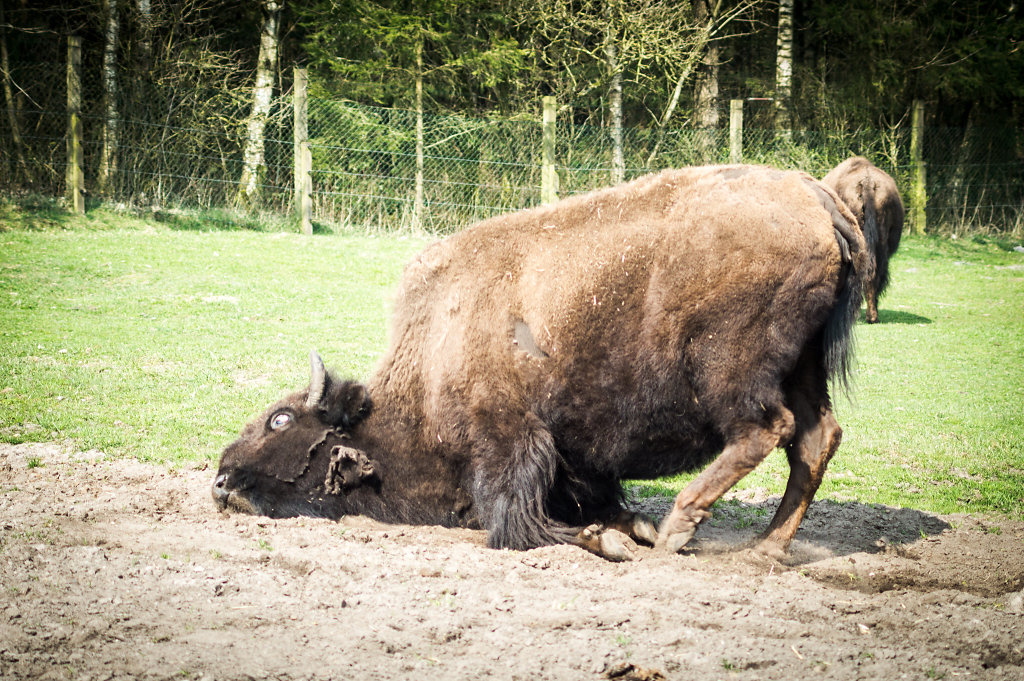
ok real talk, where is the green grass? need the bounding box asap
[1,201,1023,519]
[0,200,429,464]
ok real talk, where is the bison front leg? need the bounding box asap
[471,411,579,548]
[574,524,638,562]
[606,509,659,546]
[471,411,648,561]
[656,410,796,553]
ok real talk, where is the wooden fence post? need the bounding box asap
[729,99,743,164]
[910,99,927,234]
[293,67,312,235]
[541,96,558,204]
[414,41,424,231]
[66,35,85,215]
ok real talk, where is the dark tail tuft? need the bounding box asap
[810,177,868,394]
[823,261,861,394]
[824,222,866,395]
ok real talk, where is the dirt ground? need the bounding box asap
[2,442,1022,681]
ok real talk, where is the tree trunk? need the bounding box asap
[136,0,153,72]
[99,0,122,195]
[0,3,33,185]
[693,0,720,161]
[237,0,282,210]
[774,0,794,136]
[604,3,624,185]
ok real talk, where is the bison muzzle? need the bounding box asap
[213,165,867,561]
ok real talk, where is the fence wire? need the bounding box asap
[2,54,1021,235]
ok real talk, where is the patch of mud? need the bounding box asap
[2,442,1023,680]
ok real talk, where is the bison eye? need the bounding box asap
[269,412,292,430]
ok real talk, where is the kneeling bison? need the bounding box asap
[213,165,867,560]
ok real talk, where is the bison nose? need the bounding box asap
[212,473,230,507]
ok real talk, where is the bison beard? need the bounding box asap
[213,165,868,561]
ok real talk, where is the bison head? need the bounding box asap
[212,351,376,518]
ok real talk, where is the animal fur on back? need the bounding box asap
[824,156,904,323]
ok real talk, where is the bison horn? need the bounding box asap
[306,350,327,409]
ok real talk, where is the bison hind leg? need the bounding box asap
[757,362,842,555]
[656,407,796,553]
[864,276,880,323]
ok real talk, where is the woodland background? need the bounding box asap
[1,0,1021,234]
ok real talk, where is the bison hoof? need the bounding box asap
[752,537,789,561]
[606,511,658,546]
[600,529,638,562]
[630,515,659,546]
[655,507,711,553]
[659,527,698,554]
[578,524,638,562]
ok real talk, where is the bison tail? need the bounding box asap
[823,263,860,394]
[824,210,868,395]
[861,178,892,300]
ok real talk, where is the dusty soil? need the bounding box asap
[2,442,1023,681]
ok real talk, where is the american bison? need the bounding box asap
[823,156,904,323]
[213,165,867,560]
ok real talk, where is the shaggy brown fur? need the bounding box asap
[214,165,868,560]
[824,156,905,323]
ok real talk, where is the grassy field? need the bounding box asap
[2,201,1022,519]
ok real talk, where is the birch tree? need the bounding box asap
[136,0,153,72]
[237,0,282,210]
[693,0,719,159]
[518,0,713,172]
[98,0,121,195]
[774,0,793,135]
[604,0,624,184]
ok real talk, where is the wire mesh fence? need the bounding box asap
[2,50,1021,235]
[307,100,546,231]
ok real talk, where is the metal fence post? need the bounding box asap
[293,67,312,235]
[910,100,927,234]
[541,96,558,204]
[729,99,743,164]
[66,35,85,215]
